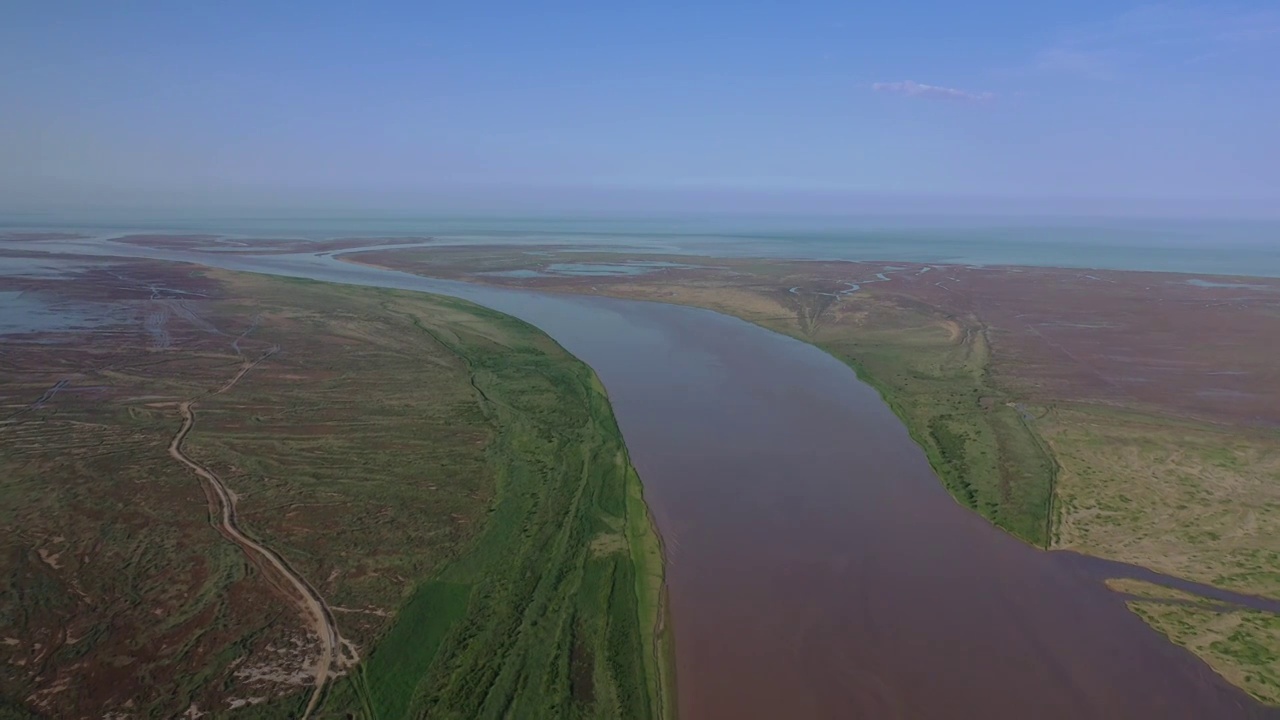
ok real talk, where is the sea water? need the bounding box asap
[3,213,1278,277]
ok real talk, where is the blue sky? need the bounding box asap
[2,1,1278,215]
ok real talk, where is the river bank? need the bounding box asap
[344,244,1280,708]
[4,235,1278,716]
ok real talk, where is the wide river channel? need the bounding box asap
[9,239,1279,719]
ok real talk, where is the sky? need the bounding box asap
[2,1,1279,217]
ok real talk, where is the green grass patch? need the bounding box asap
[807,325,1055,547]
[1131,603,1280,706]
[350,581,472,720]
[314,292,672,719]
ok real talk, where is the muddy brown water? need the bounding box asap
[7,239,1278,719]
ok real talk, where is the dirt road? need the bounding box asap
[168,341,343,719]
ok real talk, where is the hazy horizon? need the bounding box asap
[5,190,1280,223]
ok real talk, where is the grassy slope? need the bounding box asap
[304,285,674,719]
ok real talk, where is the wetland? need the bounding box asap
[4,233,1280,717]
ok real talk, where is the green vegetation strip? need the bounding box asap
[319,290,674,719]
[750,297,1057,547]
[1131,603,1280,706]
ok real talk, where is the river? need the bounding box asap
[4,238,1276,718]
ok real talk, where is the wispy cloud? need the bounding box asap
[871,80,995,102]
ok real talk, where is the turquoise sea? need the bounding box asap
[3,213,1279,277]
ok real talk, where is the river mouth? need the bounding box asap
[4,238,1277,718]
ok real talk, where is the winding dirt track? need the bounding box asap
[167,342,342,719]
